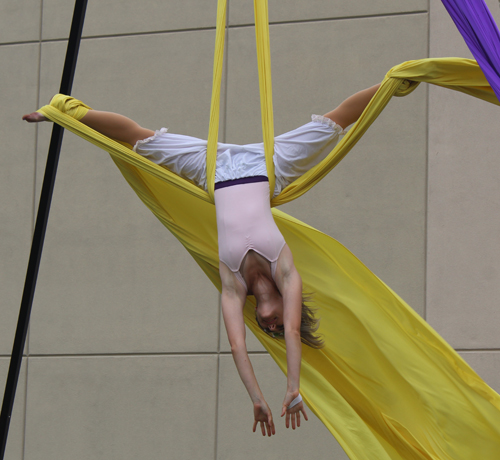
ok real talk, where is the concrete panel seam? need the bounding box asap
[0,27,217,47]
[26,351,269,358]
[0,355,29,359]
[20,358,30,460]
[19,8,44,458]
[231,10,429,29]
[42,27,220,43]
[0,41,48,48]
[424,9,430,322]
[456,348,500,353]
[217,293,222,353]
[214,354,220,460]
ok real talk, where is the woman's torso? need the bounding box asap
[214,180,286,291]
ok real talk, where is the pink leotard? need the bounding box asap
[214,179,286,291]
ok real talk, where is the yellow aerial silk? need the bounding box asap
[38,1,500,458]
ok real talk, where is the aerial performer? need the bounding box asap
[18,2,500,457]
[23,83,380,437]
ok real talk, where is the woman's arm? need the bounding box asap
[323,83,381,130]
[219,262,276,436]
[275,246,309,429]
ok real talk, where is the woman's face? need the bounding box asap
[255,297,284,332]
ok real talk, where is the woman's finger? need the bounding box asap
[297,411,301,428]
[260,421,266,436]
[291,412,296,430]
[253,420,258,432]
[300,404,309,421]
[267,414,275,436]
[285,410,290,428]
[267,414,276,436]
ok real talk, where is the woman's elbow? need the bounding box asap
[230,339,247,355]
[285,329,301,341]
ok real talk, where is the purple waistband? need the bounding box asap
[214,176,268,190]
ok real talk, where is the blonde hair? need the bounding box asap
[256,294,324,349]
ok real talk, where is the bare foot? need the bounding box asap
[22,112,48,123]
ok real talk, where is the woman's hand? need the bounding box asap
[281,391,308,429]
[253,400,276,436]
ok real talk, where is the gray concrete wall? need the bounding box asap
[0,1,498,459]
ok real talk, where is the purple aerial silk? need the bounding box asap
[441,0,500,100]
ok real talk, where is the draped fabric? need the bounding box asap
[37,1,500,458]
[441,0,500,100]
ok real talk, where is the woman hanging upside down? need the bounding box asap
[23,83,380,437]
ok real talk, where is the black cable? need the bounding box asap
[0,1,88,457]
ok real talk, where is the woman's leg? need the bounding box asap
[323,84,380,129]
[78,110,154,146]
[272,83,381,194]
[23,109,154,146]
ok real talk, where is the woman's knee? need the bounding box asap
[128,127,155,146]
